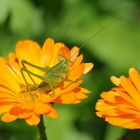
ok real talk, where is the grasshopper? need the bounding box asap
[20,54,70,97]
[20,21,114,97]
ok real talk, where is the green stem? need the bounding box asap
[38,115,48,140]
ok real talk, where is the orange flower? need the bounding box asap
[96,68,140,129]
[0,38,93,125]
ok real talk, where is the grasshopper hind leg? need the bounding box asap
[20,67,35,100]
[21,60,50,72]
[21,65,56,96]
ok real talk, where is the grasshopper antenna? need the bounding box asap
[60,20,116,62]
[79,20,116,49]
[58,20,71,61]
[68,20,116,61]
[61,20,71,42]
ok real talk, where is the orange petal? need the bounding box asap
[129,68,140,93]
[68,64,85,80]
[16,40,41,65]
[34,102,52,114]
[70,55,83,70]
[50,43,64,67]
[79,87,90,94]
[73,100,81,104]
[25,113,40,125]
[55,80,83,96]
[7,61,22,79]
[70,46,79,61]
[101,91,119,103]
[58,93,76,104]
[111,76,120,86]
[16,40,43,84]
[96,99,116,113]
[54,87,88,104]
[22,102,34,110]
[106,117,138,129]
[41,38,55,67]
[83,63,94,74]
[46,108,58,119]
[10,103,33,117]
[114,88,139,108]
[120,76,140,106]
[59,45,71,60]
[1,112,17,122]
[0,57,7,63]
[76,92,88,99]
[8,52,17,62]
[117,104,140,116]
[0,104,14,114]
[0,86,19,100]
[10,106,27,118]
[0,62,21,93]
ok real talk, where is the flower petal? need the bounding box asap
[41,38,55,67]
[25,113,40,125]
[84,63,94,74]
[120,76,140,106]
[1,112,17,122]
[16,40,41,65]
[34,102,52,114]
[70,46,79,61]
[129,68,140,93]
[0,104,14,114]
[46,108,58,119]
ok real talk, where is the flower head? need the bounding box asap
[0,38,93,125]
[96,68,140,129]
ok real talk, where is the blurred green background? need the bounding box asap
[0,0,140,140]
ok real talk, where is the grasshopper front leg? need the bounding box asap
[20,67,35,100]
[21,60,50,72]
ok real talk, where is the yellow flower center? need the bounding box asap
[19,83,45,102]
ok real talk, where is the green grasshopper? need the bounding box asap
[20,21,114,98]
[20,55,70,97]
